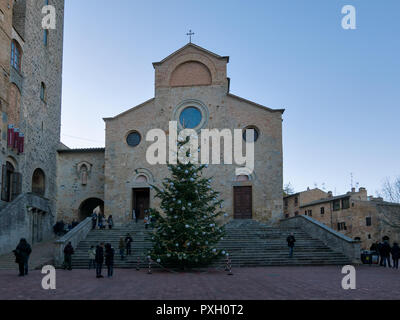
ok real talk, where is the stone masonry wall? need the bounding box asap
[56,150,105,222]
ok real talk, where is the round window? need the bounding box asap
[179,107,202,129]
[126,131,141,147]
[243,127,259,142]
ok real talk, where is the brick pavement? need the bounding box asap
[0,265,399,300]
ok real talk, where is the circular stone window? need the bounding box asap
[179,107,202,129]
[126,131,141,147]
[173,99,209,132]
[243,126,259,142]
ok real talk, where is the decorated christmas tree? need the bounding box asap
[148,140,227,268]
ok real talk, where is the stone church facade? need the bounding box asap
[56,43,285,226]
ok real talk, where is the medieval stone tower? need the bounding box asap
[0,0,64,254]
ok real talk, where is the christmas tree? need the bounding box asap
[148,140,227,268]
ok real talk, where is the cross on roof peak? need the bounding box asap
[186,30,195,43]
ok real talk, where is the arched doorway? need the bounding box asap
[78,198,104,221]
[32,168,46,196]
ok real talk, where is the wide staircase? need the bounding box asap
[71,220,351,269]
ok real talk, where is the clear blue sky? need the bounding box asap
[61,0,400,196]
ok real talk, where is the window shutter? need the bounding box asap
[1,165,8,201]
[11,172,22,201]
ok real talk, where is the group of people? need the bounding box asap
[88,243,115,278]
[86,233,135,278]
[370,240,400,269]
[91,212,113,230]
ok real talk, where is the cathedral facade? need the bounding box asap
[56,43,285,226]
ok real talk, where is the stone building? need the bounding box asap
[283,188,328,218]
[56,43,285,226]
[0,0,64,255]
[288,187,400,249]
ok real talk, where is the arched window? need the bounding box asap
[11,40,22,72]
[32,168,46,196]
[40,82,46,101]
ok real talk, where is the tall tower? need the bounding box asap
[0,0,64,254]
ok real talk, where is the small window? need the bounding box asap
[333,200,341,211]
[366,217,372,226]
[307,210,312,217]
[11,40,22,72]
[337,222,347,231]
[320,207,325,215]
[342,198,350,210]
[126,131,141,147]
[284,199,288,207]
[243,126,259,142]
[285,214,289,219]
[44,29,49,46]
[40,82,46,101]
[368,234,371,239]
[294,197,298,206]
[294,211,298,216]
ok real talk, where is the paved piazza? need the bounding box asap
[0,265,399,300]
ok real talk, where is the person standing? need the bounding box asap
[95,243,105,278]
[391,242,400,269]
[13,238,32,277]
[125,233,133,256]
[88,245,96,269]
[105,243,115,278]
[381,240,392,268]
[133,209,138,223]
[119,237,126,260]
[91,212,98,230]
[63,242,74,270]
[286,233,296,258]
[378,241,384,266]
[144,215,149,229]
[107,215,114,230]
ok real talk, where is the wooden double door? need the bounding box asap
[233,186,253,219]
[132,188,150,220]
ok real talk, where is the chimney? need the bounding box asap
[351,187,356,193]
[328,191,333,198]
[358,187,368,201]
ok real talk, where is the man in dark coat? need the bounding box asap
[287,233,296,258]
[91,212,97,230]
[391,243,400,269]
[105,243,115,278]
[378,242,384,266]
[13,238,32,276]
[125,233,133,256]
[63,242,74,270]
[95,243,105,278]
[381,240,392,268]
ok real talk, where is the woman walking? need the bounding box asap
[105,243,115,278]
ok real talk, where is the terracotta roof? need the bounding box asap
[300,194,351,208]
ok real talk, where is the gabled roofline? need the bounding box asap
[103,98,155,121]
[227,93,285,114]
[152,43,229,68]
